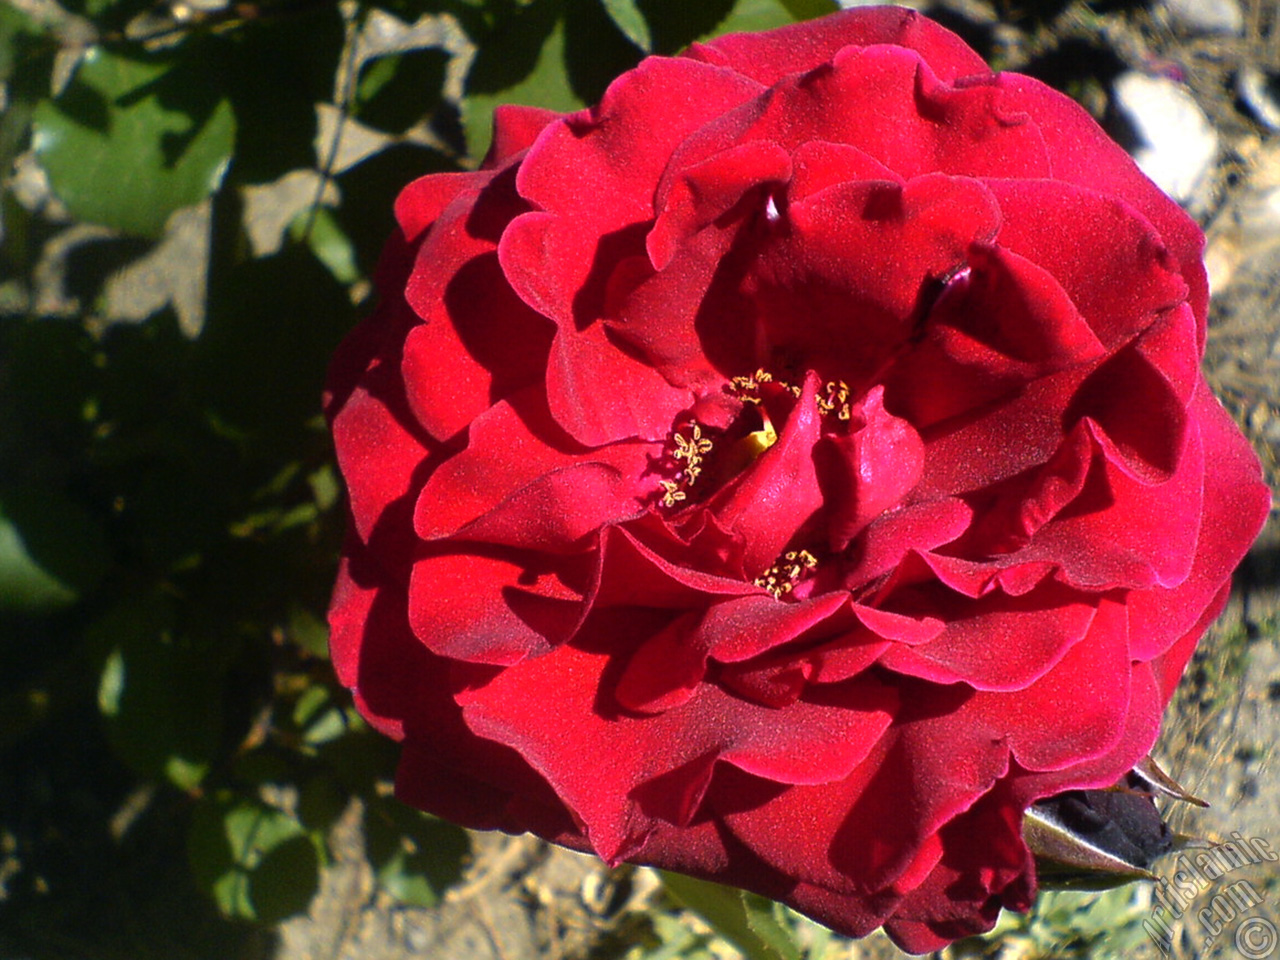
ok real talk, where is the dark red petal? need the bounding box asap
[844,497,973,592]
[614,611,709,714]
[881,785,1032,952]
[712,682,1010,898]
[876,584,1097,692]
[707,372,826,576]
[684,6,990,86]
[755,174,1000,382]
[394,170,487,243]
[807,633,892,684]
[414,390,652,550]
[974,594,1131,772]
[500,57,762,346]
[788,139,900,203]
[614,578,849,715]
[606,219,738,395]
[997,72,1209,342]
[456,642,896,864]
[852,603,944,644]
[702,591,852,663]
[1127,382,1270,659]
[544,313,696,446]
[591,524,755,609]
[461,462,651,552]
[648,139,792,271]
[396,735,581,842]
[785,44,1048,180]
[401,168,554,440]
[914,363,1092,499]
[407,551,582,665]
[1066,341,1190,484]
[983,179,1188,350]
[1010,414,1202,591]
[667,43,1045,187]
[328,546,410,737]
[818,386,926,552]
[331,369,438,548]
[887,245,1107,428]
[483,104,562,169]
[1148,588,1221,703]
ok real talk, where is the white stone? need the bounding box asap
[1164,0,1244,35]
[1112,71,1218,205]
[1239,64,1280,131]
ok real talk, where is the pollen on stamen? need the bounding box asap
[656,422,714,508]
[764,195,781,223]
[728,368,774,404]
[754,549,819,598]
[817,380,852,421]
[671,423,714,483]
[658,479,686,508]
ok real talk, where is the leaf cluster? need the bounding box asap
[0,0,835,955]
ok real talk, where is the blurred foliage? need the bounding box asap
[0,0,837,955]
[949,887,1155,959]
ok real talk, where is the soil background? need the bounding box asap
[273,2,1280,958]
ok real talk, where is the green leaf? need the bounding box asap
[91,598,224,791]
[775,0,838,20]
[189,792,319,922]
[696,0,806,41]
[0,3,40,83]
[32,47,235,238]
[660,871,802,960]
[291,206,361,286]
[463,0,585,159]
[633,0,809,54]
[599,0,652,51]
[288,604,331,660]
[248,834,321,924]
[0,486,109,613]
[742,893,805,960]
[356,47,450,134]
[365,801,470,908]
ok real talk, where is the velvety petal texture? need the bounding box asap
[325,7,1269,952]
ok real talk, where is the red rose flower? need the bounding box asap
[325,7,1269,950]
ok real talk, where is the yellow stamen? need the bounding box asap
[754,549,819,598]
[817,380,852,421]
[658,423,715,507]
[658,479,686,508]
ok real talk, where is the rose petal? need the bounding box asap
[1127,383,1271,658]
[500,56,763,346]
[684,6,990,86]
[876,582,1097,691]
[984,179,1189,350]
[402,168,554,440]
[973,594,1131,772]
[844,497,974,592]
[591,523,755,609]
[648,139,793,271]
[406,550,584,666]
[483,104,562,169]
[997,72,1209,339]
[818,386,926,551]
[457,640,897,863]
[707,372,826,576]
[886,245,1107,428]
[414,389,652,549]
[712,681,1010,897]
[752,174,1000,384]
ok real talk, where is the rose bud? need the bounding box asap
[324,6,1270,951]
